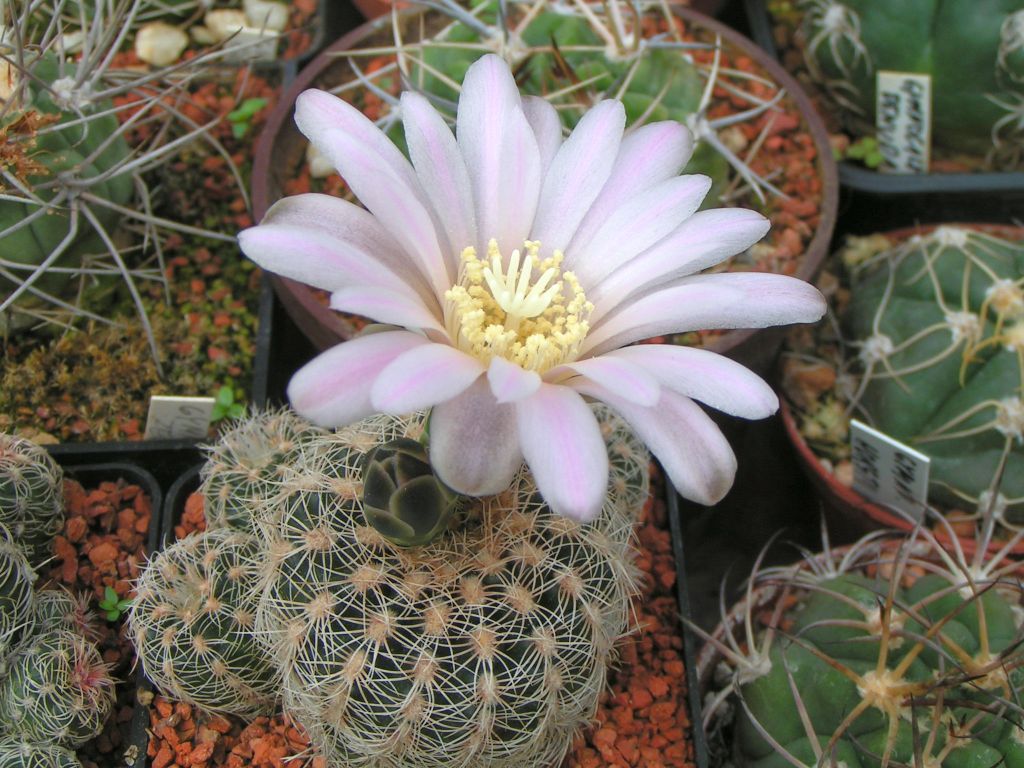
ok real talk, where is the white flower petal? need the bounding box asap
[577,383,736,506]
[566,174,712,286]
[521,95,563,178]
[588,208,771,308]
[401,91,477,276]
[605,345,778,418]
[287,331,428,426]
[457,55,542,256]
[240,223,436,312]
[294,89,450,296]
[529,100,624,255]
[516,385,609,521]
[550,355,660,407]
[371,343,483,413]
[487,356,542,403]
[430,376,523,496]
[329,287,446,334]
[583,272,827,357]
[570,121,694,252]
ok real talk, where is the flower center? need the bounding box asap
[444,239,593,373]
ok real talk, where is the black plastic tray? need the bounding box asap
[742,0,1024,230]
[54,461,162,768]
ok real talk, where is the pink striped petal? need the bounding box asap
[294,90,449,295]
[529,100,624,255]
[577,384,736,505]
[429,377,523,496]
[566,175,712,285]
[371,343,483,413]
[487,356,541,403]
[604,345,778,418]
[588,208,770,309]
[457,55,541,257]
[549,356,660,407]
[401,91,477,275]
[521,95,563,178]
[516,385,609,521]
[240,224,435,313]
[583,272,826,357]
[329,287,445,334]
[570,121,694,251]
[287,331,428,426]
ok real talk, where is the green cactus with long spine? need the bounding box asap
[706,526,1024,768]
[0,527,36,664]
[791,0,1024,165]
[840,226,1024,521]
[127,527,279,717]
[0,627,114,747]
[0,739,83,768]
[0,435,64,566]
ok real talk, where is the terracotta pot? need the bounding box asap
[251,4,839,372]
[779,222,1024,555]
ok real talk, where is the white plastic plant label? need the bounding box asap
[144,396,216,440]
[875,71,931,173]
[849,419,931,519]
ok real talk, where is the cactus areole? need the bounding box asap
[843,226,1024,520]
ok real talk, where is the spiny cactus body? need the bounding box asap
[0,435,64,565]
[0,529,36,663]
[253,409,647,768]
[199,408,325,533]
[0,738,83,768]
[842,226,1024,520]
[128,527,278,717]
[795,0,1024,165]
[0,628,114,747]
[727,545,1024,768]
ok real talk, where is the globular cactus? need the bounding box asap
[793,0,1024,165]
[128,527,278,717]
[31,588,98,642]
[0,527,37,663]
[703,523,1024,768]
[0,738,83,768]
[199,408,325,533]
[0,627,114,747]
[328,0,789,203]
[841,226,1024,522]
[253,408,646,768]
[0,435,64,566]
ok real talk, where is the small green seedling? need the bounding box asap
[98,586,131,622]
[839,135,884,168]
[211,385,245,423]
[227,97,268,139]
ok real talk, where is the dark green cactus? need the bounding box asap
[360,437,461,547]
[0,435,64,566]
[0,527,36,664]
[731,558,1024,768]
[0,738,83,768]
[841,226,1024,520]
[0,627,114,747]
[793,0,1024,163]
[0,53,135,330]
[128,528,278,717]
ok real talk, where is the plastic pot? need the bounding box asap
[251,2,838,377]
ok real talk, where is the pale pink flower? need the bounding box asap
[240,54,825,521]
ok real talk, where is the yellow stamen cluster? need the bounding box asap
[444,239,593,373]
